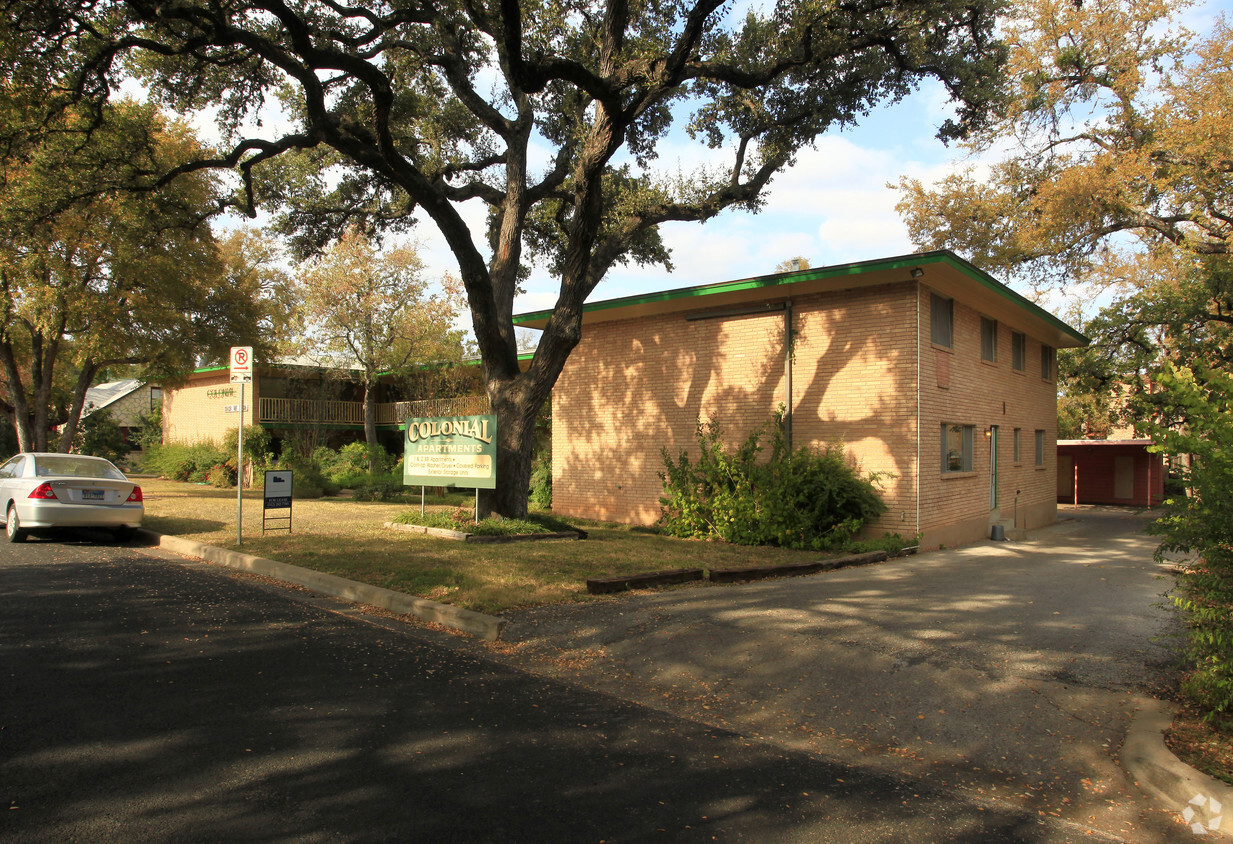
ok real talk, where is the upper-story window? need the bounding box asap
[1041,345,1055,380]
[980,317,997,363]
[930,294,953,348]
[1012,332,1026,371]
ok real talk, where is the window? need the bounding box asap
[941,423,974,473]
[1013,428,1021,463]
[1035,429,1046,467]
[1012,332,1025,371]
[1041,345,1054,380]
[980,317,997,362]
[150,385,163,411]
[931,294,953,348]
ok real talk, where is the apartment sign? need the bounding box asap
[403,414,497,489]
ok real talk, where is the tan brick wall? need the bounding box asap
[551,282,920,530]
[917,285,1058,548]
[163,371,256,445]
[551,278,1062,550]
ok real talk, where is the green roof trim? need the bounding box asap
[513,249,1088,346]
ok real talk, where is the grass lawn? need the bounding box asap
[139,478,833,615]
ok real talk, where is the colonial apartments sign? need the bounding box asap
[402,414,498,489]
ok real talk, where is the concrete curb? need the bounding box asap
[140,530,507,641]
[1122,697,1232,836]
[587,568,706,594]
[708,550,889,583]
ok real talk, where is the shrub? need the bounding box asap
[529,448,552,510]
[144,441,230,483]
[75,408,127,466]
[222,424,271,470]
[352,474,410,501]
[1145,364,1233,727]
[271,455,338,499]
[315,441,398,487]
[658,413,887,551]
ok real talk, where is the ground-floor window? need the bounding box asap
[1035,429,1046,466]
[942,423,974,473]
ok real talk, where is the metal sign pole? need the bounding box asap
[237,381,244,546]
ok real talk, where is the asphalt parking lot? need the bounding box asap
[493,506,1191,840]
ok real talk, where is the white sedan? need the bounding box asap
[1,452,144,543]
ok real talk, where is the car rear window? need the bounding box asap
[33,455,126,480]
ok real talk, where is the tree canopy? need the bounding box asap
[295,228,465,466]
[11,0,1008,514]
[897,0,1233,291]
[0,91,289,451]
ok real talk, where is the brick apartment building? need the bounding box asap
[516,250,1088,550]
[161,359,489,454]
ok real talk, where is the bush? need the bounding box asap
[222,424,271,470]
[75,408,128,466]
[315,441,398,488]
[658,413,887,551]
[529,448,552,510]
[271,455,338,499]
[352,474,410,501]
[1145,364,1233,727]
[144,441,231,483]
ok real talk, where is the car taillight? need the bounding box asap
[28,482,57,500]
[126,486,143,503]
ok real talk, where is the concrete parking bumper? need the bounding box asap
[141,529,507,641]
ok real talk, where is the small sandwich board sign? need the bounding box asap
[263,470,292,534]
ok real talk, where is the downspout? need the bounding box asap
[784,299,793,451]
[915,285,921,539]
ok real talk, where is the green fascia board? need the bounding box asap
[513,249,1088,346]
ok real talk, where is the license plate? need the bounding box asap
[81,489,105,501]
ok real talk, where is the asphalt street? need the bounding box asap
[1,533,1137,843]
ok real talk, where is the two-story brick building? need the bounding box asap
[515,250,1087,550]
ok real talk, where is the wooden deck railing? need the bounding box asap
[258,395,490,427]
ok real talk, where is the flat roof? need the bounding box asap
[514,250,1088,349]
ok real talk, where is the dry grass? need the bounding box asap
[140,478,827,614]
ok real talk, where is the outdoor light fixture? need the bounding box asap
[910,267,925,278]
[985,427,992,438]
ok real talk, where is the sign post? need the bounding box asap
[230,346,254,546]
[263,470,293,534]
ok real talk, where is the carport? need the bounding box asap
[1056,438,1165,507]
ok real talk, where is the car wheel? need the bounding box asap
[6,506,27,543]
[112,526,133,544]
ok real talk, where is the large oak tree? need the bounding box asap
[11,0,1006,515]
